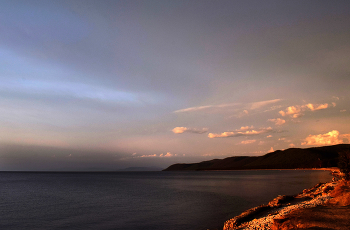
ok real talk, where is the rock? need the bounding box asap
[223,205,270,230]
[223,180,338,230]
[322,185,334,194]
[268,195,294,207]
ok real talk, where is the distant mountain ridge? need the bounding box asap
[163,144,350,171]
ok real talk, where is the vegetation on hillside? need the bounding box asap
[338,150,350,180]
[163,144,350,171]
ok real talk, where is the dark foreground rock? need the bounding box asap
[271,179,350,230]
[271,206,350,230]
[223,179,339,230]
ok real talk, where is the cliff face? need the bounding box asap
[163,144,350,171]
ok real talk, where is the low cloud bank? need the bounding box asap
[137,152,176,158]
[0,144,129,171]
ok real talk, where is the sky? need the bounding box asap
[1,0,350,171]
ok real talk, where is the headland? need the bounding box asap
[223,169,350,230]
[163,144,350,171]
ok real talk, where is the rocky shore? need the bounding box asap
[223,170,349,230]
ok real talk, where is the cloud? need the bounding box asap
[342,134,350,141]
[268,147,274,153]
[279,105,302,118]
[140,154,157,158]
[173,103,238,113]
[208,127,272,138]
[263,105,284,113]
[173,99,281,114]
[340,109,346,112]
[173,105,214,113]
[250,99,281,110]
[239,126,254,131]
[305,103,328,111]
[134,152,176,158]
[266,135,272,138]
[301,130,350,146]
[160,152,174,157]
[268,118,286,126]
[236,99,281,118]
[172,127,187,133]
[240,140,256,144]
[208,132,235,138]
[289,143,295,148]
[279,102,331,118]
[172,127,208,134]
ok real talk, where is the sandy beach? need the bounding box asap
[223,169,350,230]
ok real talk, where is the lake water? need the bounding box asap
[0,170,332,230]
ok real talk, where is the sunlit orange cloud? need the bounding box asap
[172,127,187,134]
[342,134,350,139]
[268,118,286,125]
[305,103,328,111]
[208,132,234,138]
[279,102,330,118]
[301,130,350,146]
[240,140,256,144]
[208,127,272,138]
[172,127,208,134]
[239,125,254,130]
[159,152,174,157]
[279,106,301,118]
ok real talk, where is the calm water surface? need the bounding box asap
[0,170,332,230]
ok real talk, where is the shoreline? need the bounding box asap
[223,169,341,230]
[203,167,338,172]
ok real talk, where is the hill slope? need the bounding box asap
[163,144,350,171]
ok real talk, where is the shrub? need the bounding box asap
[338,150,350,180]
